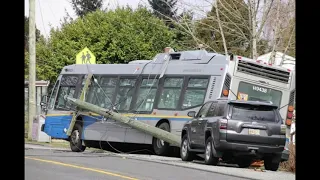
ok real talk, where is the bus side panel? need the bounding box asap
[137,116,191,145]
[43,115,72,139]
[170,117,191,135]
[82,115,126,142]
[82,115,98,139]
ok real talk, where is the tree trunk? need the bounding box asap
[269,0,281,64]
[215,0,228,57]
[250,0,258,59]
[280,25,295,65]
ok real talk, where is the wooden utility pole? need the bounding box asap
[28,0,36,141]
[66,74,93,136]
[65,96,181,147]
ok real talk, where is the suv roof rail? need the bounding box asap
[216,97,229,100]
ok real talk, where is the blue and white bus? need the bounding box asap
[41,50,232,155]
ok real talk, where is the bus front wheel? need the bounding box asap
[152,122,170,156]
[70,124,86,152]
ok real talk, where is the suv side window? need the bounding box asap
[207,102,226,117]
[216,103,226,116]
[207,102,218,117]
[196,102,212,118]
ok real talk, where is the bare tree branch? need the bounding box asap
[213,7,250,41]
[256,0,274,41]
[269,0,281,64]
[215,0,228,56]
[280,25,295,65]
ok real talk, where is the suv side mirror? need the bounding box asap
[187,111,196,117]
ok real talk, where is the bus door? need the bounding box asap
[42,75,83,139]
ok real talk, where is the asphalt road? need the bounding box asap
[25,148,249,180]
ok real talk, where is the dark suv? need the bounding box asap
[180,98,286,171]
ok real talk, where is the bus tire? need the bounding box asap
[70,124,86,152]
[152,122,170,156]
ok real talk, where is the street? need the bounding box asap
[25,144,295,180]
[25,148,244,180]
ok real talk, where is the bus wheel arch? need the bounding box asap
[70,117,86,152]
[152,119,170,156]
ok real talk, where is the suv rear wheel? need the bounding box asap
[204,137,219,165]
[236,157,252,168]
[180,134,194,161]
[264,156,280,171]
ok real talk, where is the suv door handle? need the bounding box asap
[198,121,202,125]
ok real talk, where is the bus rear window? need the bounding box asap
[237,82,282,107]
[230,104,278,122]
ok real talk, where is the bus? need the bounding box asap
[40,50,232,156]
[226,55,295,161]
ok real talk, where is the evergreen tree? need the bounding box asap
[71,0,103,17]
[195,0,268,57]
[148,0,177,26]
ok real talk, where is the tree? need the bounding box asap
[264,0,295,62]
[173,10,198,50]
[32,6,177,84]
[148,0,178,26]
[71,0,103,17]
[194,0,254,56]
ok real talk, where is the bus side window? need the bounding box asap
[90,76,118,109]
[158,77,184,109]
[115,78,137,111]
[181,78,209,109]
[135,78,159,112]
[47,80,60,110]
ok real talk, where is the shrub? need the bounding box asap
[280,143,296,173]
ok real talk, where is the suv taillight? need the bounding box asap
[285,106,294,126]
[219,119,228,129]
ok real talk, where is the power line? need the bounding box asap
[38,0,48,38]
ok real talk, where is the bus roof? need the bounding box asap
[60,50,231,76]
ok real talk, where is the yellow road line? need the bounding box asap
[25,156,139,180]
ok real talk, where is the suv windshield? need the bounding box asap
[230,103,278,122]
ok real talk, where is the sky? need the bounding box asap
[24,0,212,38]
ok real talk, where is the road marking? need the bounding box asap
[25,156,139,180]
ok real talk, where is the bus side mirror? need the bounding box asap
[40,95,49,111]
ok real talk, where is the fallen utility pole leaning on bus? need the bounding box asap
[64,73,181,147]
[65,96,181,147]
[66,74,93,136]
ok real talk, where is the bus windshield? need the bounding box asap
[236,81,282,107]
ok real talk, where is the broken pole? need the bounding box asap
[66,74,93,136]
[65,96,181,147]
